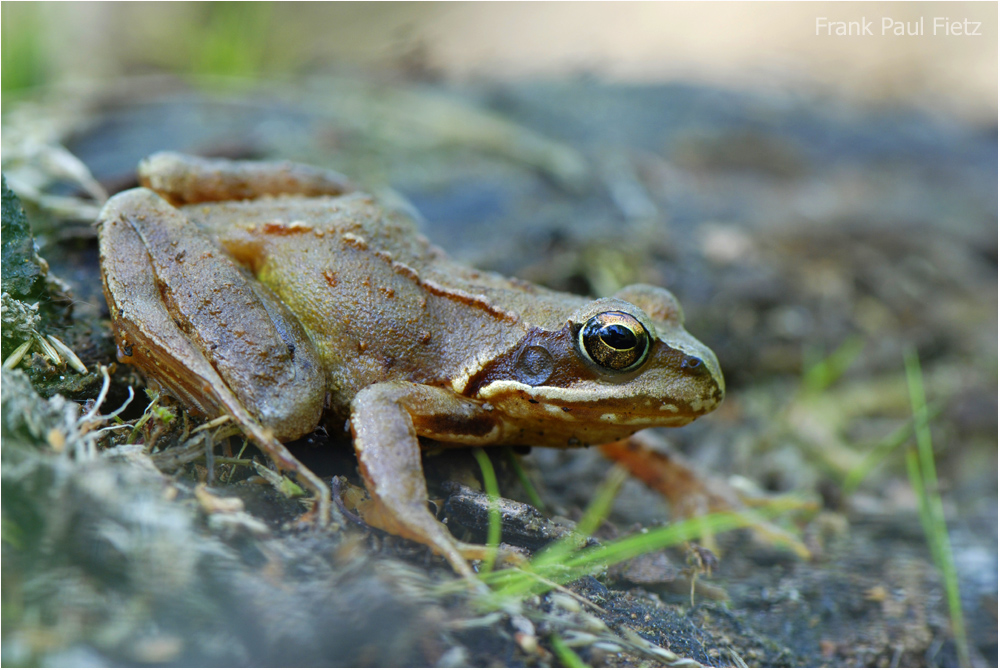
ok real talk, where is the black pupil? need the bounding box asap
[599,324,637,350]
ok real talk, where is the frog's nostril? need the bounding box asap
[680,355,703,372]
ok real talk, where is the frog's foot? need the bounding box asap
[348,491,522,576]
[352,485,479,581]
[600,433,812,559]
[349,381,507,582]
[139,152,356,205]
[338,477,525,570]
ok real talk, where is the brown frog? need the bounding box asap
[98,152,724,578]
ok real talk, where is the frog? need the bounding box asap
[98,152,724,579]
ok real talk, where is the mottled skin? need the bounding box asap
[98,153,724,578]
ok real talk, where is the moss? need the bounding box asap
[1,175,49,301]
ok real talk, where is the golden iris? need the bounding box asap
[578,311,650,371]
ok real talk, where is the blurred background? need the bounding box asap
[3,1,996,120]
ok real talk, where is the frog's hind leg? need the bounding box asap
[98,188,337,527]
[138,152,356,205]
[600,433,811,559]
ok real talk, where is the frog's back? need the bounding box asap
[185,194,587,412]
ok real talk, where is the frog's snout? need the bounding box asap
[666,342,725,418]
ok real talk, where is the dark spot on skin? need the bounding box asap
[121,342,133,357]
[286,343,296,358]
[174,250,186,263]
[528,398,539,404]
[562,407,571,412]
[420,411,496,438]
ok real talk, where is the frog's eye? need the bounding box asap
[578,311,650,372]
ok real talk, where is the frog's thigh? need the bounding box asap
[100,200,236,416]
[139,152,355,205]
[100,188,325,441]
[100,193,335,525]
[350,382,502,578]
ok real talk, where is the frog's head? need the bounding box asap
[465,284,724,447]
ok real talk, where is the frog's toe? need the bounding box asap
[338,486,489,582]
[454,541,530,570]
[139,152,356,205]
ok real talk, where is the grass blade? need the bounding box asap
[504,447,547,512]
[472,448,502,575]
[842,403,941,495]
[550,634,589,668]
[903,348,969,666]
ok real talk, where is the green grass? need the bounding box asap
[504,447,547,512]
[480,504,796,603]
[2,3,49,94]
[842,402,942,495]
[1,2,283,97]
[570,464,629,538]
[832,345,969,665]
[474,506,793,606]
[549,633,589,668]
[472,448,502,574]
[801,335,864,394]
[903,349,969,666]
[186,2,276,83]
[469,445,798,607]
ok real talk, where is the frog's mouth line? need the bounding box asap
[492,410,697,450]
[476,379,722,426]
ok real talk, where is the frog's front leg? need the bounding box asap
[350,381,505,579]
[139,151,356,205]
[99,188,335,525]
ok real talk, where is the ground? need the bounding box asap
[2,76,996,667]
